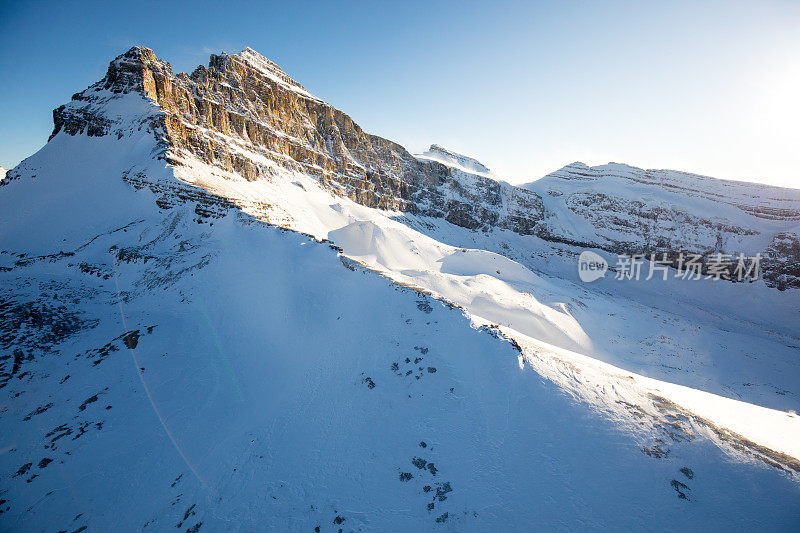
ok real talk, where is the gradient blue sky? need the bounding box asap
[1,0,798,187]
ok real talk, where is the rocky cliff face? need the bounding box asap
[51,46,544,236]
[48,46,800,288]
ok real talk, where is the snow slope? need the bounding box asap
[2,132,800,531]
[1,46,800,530]
[169,151,800,464]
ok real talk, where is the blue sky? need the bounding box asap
[1,0,798,186]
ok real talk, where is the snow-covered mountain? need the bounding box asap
[416,145,494,177]
[0,167,7,182]
[523,162,800,290]
[1,46,799,530]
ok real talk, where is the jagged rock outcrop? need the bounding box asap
[762,232,800,290]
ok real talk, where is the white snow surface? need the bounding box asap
[170,151,800,462]
[1,81,800,530]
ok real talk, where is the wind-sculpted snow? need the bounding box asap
[1,46,800,530]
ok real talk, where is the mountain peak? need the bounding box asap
[111,45,164,70]
[417,144,492,175]
[225,46,316,99]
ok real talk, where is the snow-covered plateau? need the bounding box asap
[1,46,799,531]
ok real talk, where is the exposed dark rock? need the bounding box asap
[121,330,140,349]
[670,479,691,500]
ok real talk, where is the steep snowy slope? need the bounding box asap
[2,46,800,530]
[168,151,800,460]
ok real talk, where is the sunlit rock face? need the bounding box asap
[50,46,545,235]
[48,46,800,288]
